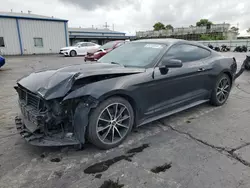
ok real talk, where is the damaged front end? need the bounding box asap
[14,63,145,146]
[14,85,98,146]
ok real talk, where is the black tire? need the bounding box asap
[210,74,231,106]
[70,50,77,57]
[245,61,250,70]
[87,97,134,149]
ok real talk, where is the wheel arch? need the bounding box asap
[221,70,233,85]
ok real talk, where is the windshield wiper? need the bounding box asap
[110,62,124,67]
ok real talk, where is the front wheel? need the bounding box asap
[87,97,134,149]
[70,50,77,57]
[210,74,231,106]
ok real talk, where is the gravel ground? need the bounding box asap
[0,53,250,188]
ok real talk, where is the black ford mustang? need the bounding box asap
[15,39,238,149]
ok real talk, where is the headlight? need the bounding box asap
[52,101,63,116]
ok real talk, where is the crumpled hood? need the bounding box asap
[17,63,145,100]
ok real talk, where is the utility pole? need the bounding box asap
[103,22,110,29]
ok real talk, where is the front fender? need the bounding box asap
[63,86,132,102]
[63,76,133,101]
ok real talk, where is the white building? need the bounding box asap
[136,23,238,41]
[0,12,68,55]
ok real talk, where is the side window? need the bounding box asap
[34,38,43,47]
[87,43,96,47]
[80,43,87,47]
[0,37,5,47]
[165,44,211,62]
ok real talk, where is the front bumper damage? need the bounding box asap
[14,86,98,146]
[15,116,80,146]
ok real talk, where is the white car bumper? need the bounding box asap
[60,50,72,56]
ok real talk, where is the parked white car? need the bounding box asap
[60,42,100,57]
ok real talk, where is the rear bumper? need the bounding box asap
[15,116,80,146]
[85,56,96,61]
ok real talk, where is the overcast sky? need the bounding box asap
[2,0,250,35]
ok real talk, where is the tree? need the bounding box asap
[230,26,239,35]
[153,22,165,31]
[196,19,213,27]
[246,28,250,33]
[165,24,174,31]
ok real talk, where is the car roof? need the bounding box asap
[132,38,183,45]
[133,38,201,45]
[132,38,212,50]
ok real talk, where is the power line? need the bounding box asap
[103,22,110,29]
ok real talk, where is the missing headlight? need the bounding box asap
[52,101,63,116]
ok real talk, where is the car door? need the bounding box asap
[150,43,211,116]
[87,43,99,52]
[77,43,88,55]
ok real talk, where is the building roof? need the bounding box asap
[0,12,68,22]
[69,27,126,34]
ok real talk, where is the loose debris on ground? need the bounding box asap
[50,157,61,163]
[99,179,124,188]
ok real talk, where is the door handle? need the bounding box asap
[198,68,205,72]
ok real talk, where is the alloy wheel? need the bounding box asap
[216,77,230,103]
[96,103,131,145]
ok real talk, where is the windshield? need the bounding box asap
[99,42,166,67]
[100,41,118,50]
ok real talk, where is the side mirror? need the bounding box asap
[160,58,183,68]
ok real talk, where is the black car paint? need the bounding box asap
[15,39,238,146]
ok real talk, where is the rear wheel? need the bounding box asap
[210,74,231,106]
[70,50,77,57]
[87,97,134,149]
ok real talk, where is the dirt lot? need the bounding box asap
[0,53,250,188]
